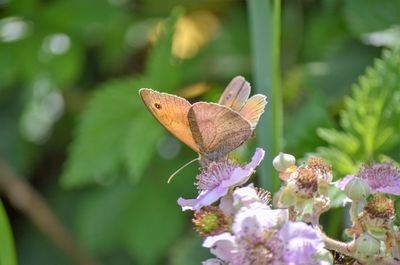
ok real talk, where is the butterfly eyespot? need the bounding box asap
[154,103,162,109]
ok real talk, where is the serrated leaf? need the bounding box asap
[123,114,164,181]
[317,48,400,178]
[317,128,359,155]
[61,11,182,188]
[317,147,356,177]
[61,79,149,188]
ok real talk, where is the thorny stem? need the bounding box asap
[0,159,99,265]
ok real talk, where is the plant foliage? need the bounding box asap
[61,12,181,188]
[318,47,400,177]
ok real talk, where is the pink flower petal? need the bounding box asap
[177,187,229,211]
[219,195,234,215]
[335,175,355,190]
[203,232,238,263]
[202,259,224,265]
[221,148,265,188]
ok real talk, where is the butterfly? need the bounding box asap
[139,76,267,166]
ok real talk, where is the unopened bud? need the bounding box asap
[355,233,380,259]
[344,178,370,201]
[313,249,333,265]
[273,152,296,172]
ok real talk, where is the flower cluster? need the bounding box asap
[202,186,325,265]
[174,146,400,265]
[335,162,400,261]
[177,149,327,265]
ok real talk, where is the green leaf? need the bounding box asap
[61,78,155,187]
[317,128,359,155]
[123,115,163,180]
[0,200,17,265]
[317,48,400,177]
[61,11,182,188]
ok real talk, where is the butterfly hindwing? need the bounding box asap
[188,102,252,162]
[218,76,251,111]
[239,94,267,130]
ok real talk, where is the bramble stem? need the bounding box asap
[317,228,399,265]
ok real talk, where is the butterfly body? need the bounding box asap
[139,76,267,165]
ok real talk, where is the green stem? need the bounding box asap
[272,0,283,161]
[247,0,283,191]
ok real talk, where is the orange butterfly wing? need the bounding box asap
[139,88,199,152]
[239,94,267,130]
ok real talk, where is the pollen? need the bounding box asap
[192,206,230,237]
[196,160,236,190]
[296,167,318,193]
[364,194,395,220]
[307,157,331,175]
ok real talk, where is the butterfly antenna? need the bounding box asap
[167,157,199,184]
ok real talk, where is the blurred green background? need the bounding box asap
[0,0,400,264]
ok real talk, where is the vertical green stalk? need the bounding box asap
[0,200,17,265]
[247,0,283,191]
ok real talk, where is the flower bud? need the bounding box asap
[344,177,370,201]
[313,249,333,265]
[273,152,296,172]
[355,233,380,259]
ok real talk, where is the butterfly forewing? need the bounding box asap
[218,76,251,111]
[139,88,199,152]
[188,102,252,162]
[239,94,267,130]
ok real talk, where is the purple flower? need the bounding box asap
[335,175,354,190]
[178,148,265,211]
[232,184,265,209]
[279,222,324,265]
[203,232,238,264]
[203,202,324,265]
[336,162,400,196]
